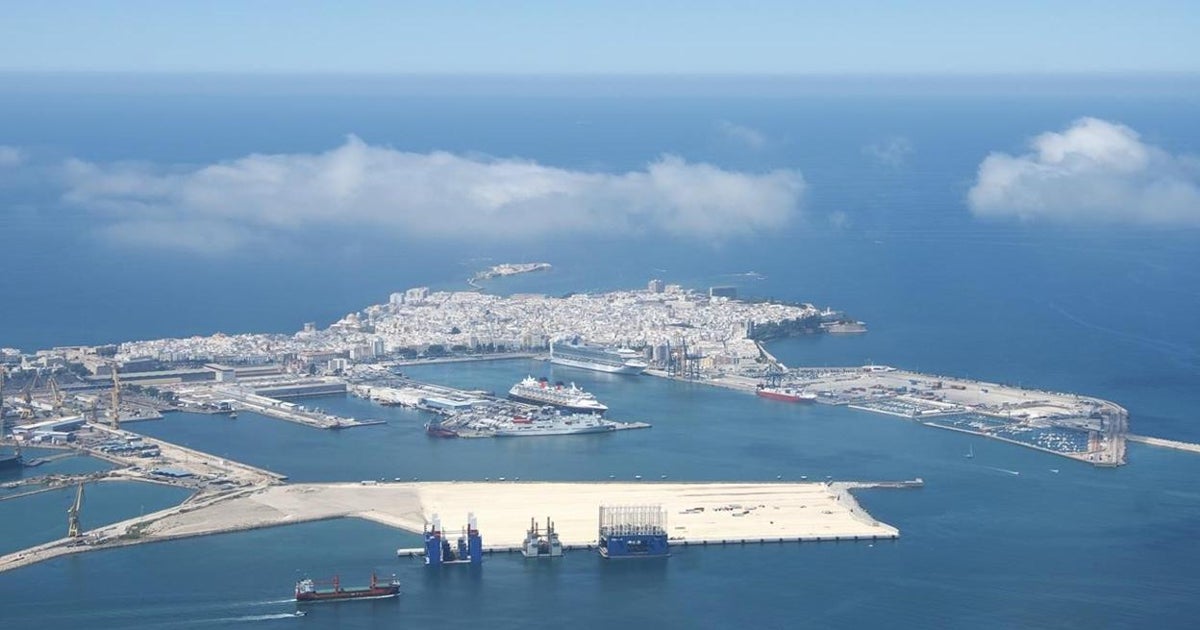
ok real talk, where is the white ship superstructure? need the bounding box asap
[507,376,608,415]
[549,341,648,375]
[493,409,616,437]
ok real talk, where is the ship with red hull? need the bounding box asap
[295,573,400,603]
[425,420,459,438]
[756,386,817,403]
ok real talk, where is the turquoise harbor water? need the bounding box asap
[2,77,1199,627]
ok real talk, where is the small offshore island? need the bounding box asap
[0,277,1157,573]
[467,262,551,288]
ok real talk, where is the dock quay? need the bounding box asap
[170,377,381,430]
[225,392,381,429]
[1127,434,1200,455]
[349,371,651,437]
[706,367,1127,466]
[0,480,907,574]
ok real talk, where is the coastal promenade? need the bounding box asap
[0,480,908,573]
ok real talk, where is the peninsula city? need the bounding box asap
[0,269,1145,573]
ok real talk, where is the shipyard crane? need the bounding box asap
[48,374,65,416]
[67,482,85,538]
[18,371,38,420]
[89,396,101,424]
[108,367,122,430]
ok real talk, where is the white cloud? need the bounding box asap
[0,145,25,168]
[59,136,805,252]
[863,136,913,167]
[717,121,767,150]
[968,118,1200,225]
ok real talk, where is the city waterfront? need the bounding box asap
[2,76,1199,628]
[1,358,1199,627]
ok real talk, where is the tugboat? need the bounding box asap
[294,572,400,602]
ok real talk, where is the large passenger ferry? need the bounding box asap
[507,376,608,415]
[549,341,647,375]
[494,410,616,437]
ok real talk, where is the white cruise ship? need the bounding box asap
[508,376,608,415]
[549,341,648,375]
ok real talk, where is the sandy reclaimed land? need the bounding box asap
[0,481,902,573]
[142,481,898,546]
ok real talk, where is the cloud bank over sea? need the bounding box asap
[54,136,805,252]
[968,117,1200,226]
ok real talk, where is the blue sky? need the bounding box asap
[2,0,1198,74]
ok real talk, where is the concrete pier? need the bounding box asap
[705,367,1128,466]
[1128,434,1200,455]
[0,480,909,573]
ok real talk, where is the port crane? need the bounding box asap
[48,374,65,416]
[108,367,122,430]
[18,371,39,420]
[67,482,85,538]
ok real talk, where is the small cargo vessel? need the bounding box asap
[0,452,22,470]
[755,386,817,403]
[294,572,400,603]
[424,420,458,438]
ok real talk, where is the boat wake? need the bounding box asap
[215,612,303,622]
[1048,302,1197,367]
[986,467,1021,476]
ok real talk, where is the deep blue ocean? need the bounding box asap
[1,76,1198,627]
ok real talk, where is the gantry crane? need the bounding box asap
[67,482,85,538]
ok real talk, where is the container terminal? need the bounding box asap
[704,364,1128,467]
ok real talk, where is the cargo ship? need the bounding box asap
[756,386,818,403]
[549,341,647,375]
[424,420,459,438]
[494,408,616,437]
[295,572,400,602]
[507,376,608,415]
[0,452,21,470]
[0,440,22,470]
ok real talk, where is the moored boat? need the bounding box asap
[507,376,608,415]
[756,386,817,403]
[549,341,647,375]
[425,420,459,438]
[493,408,616,437]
